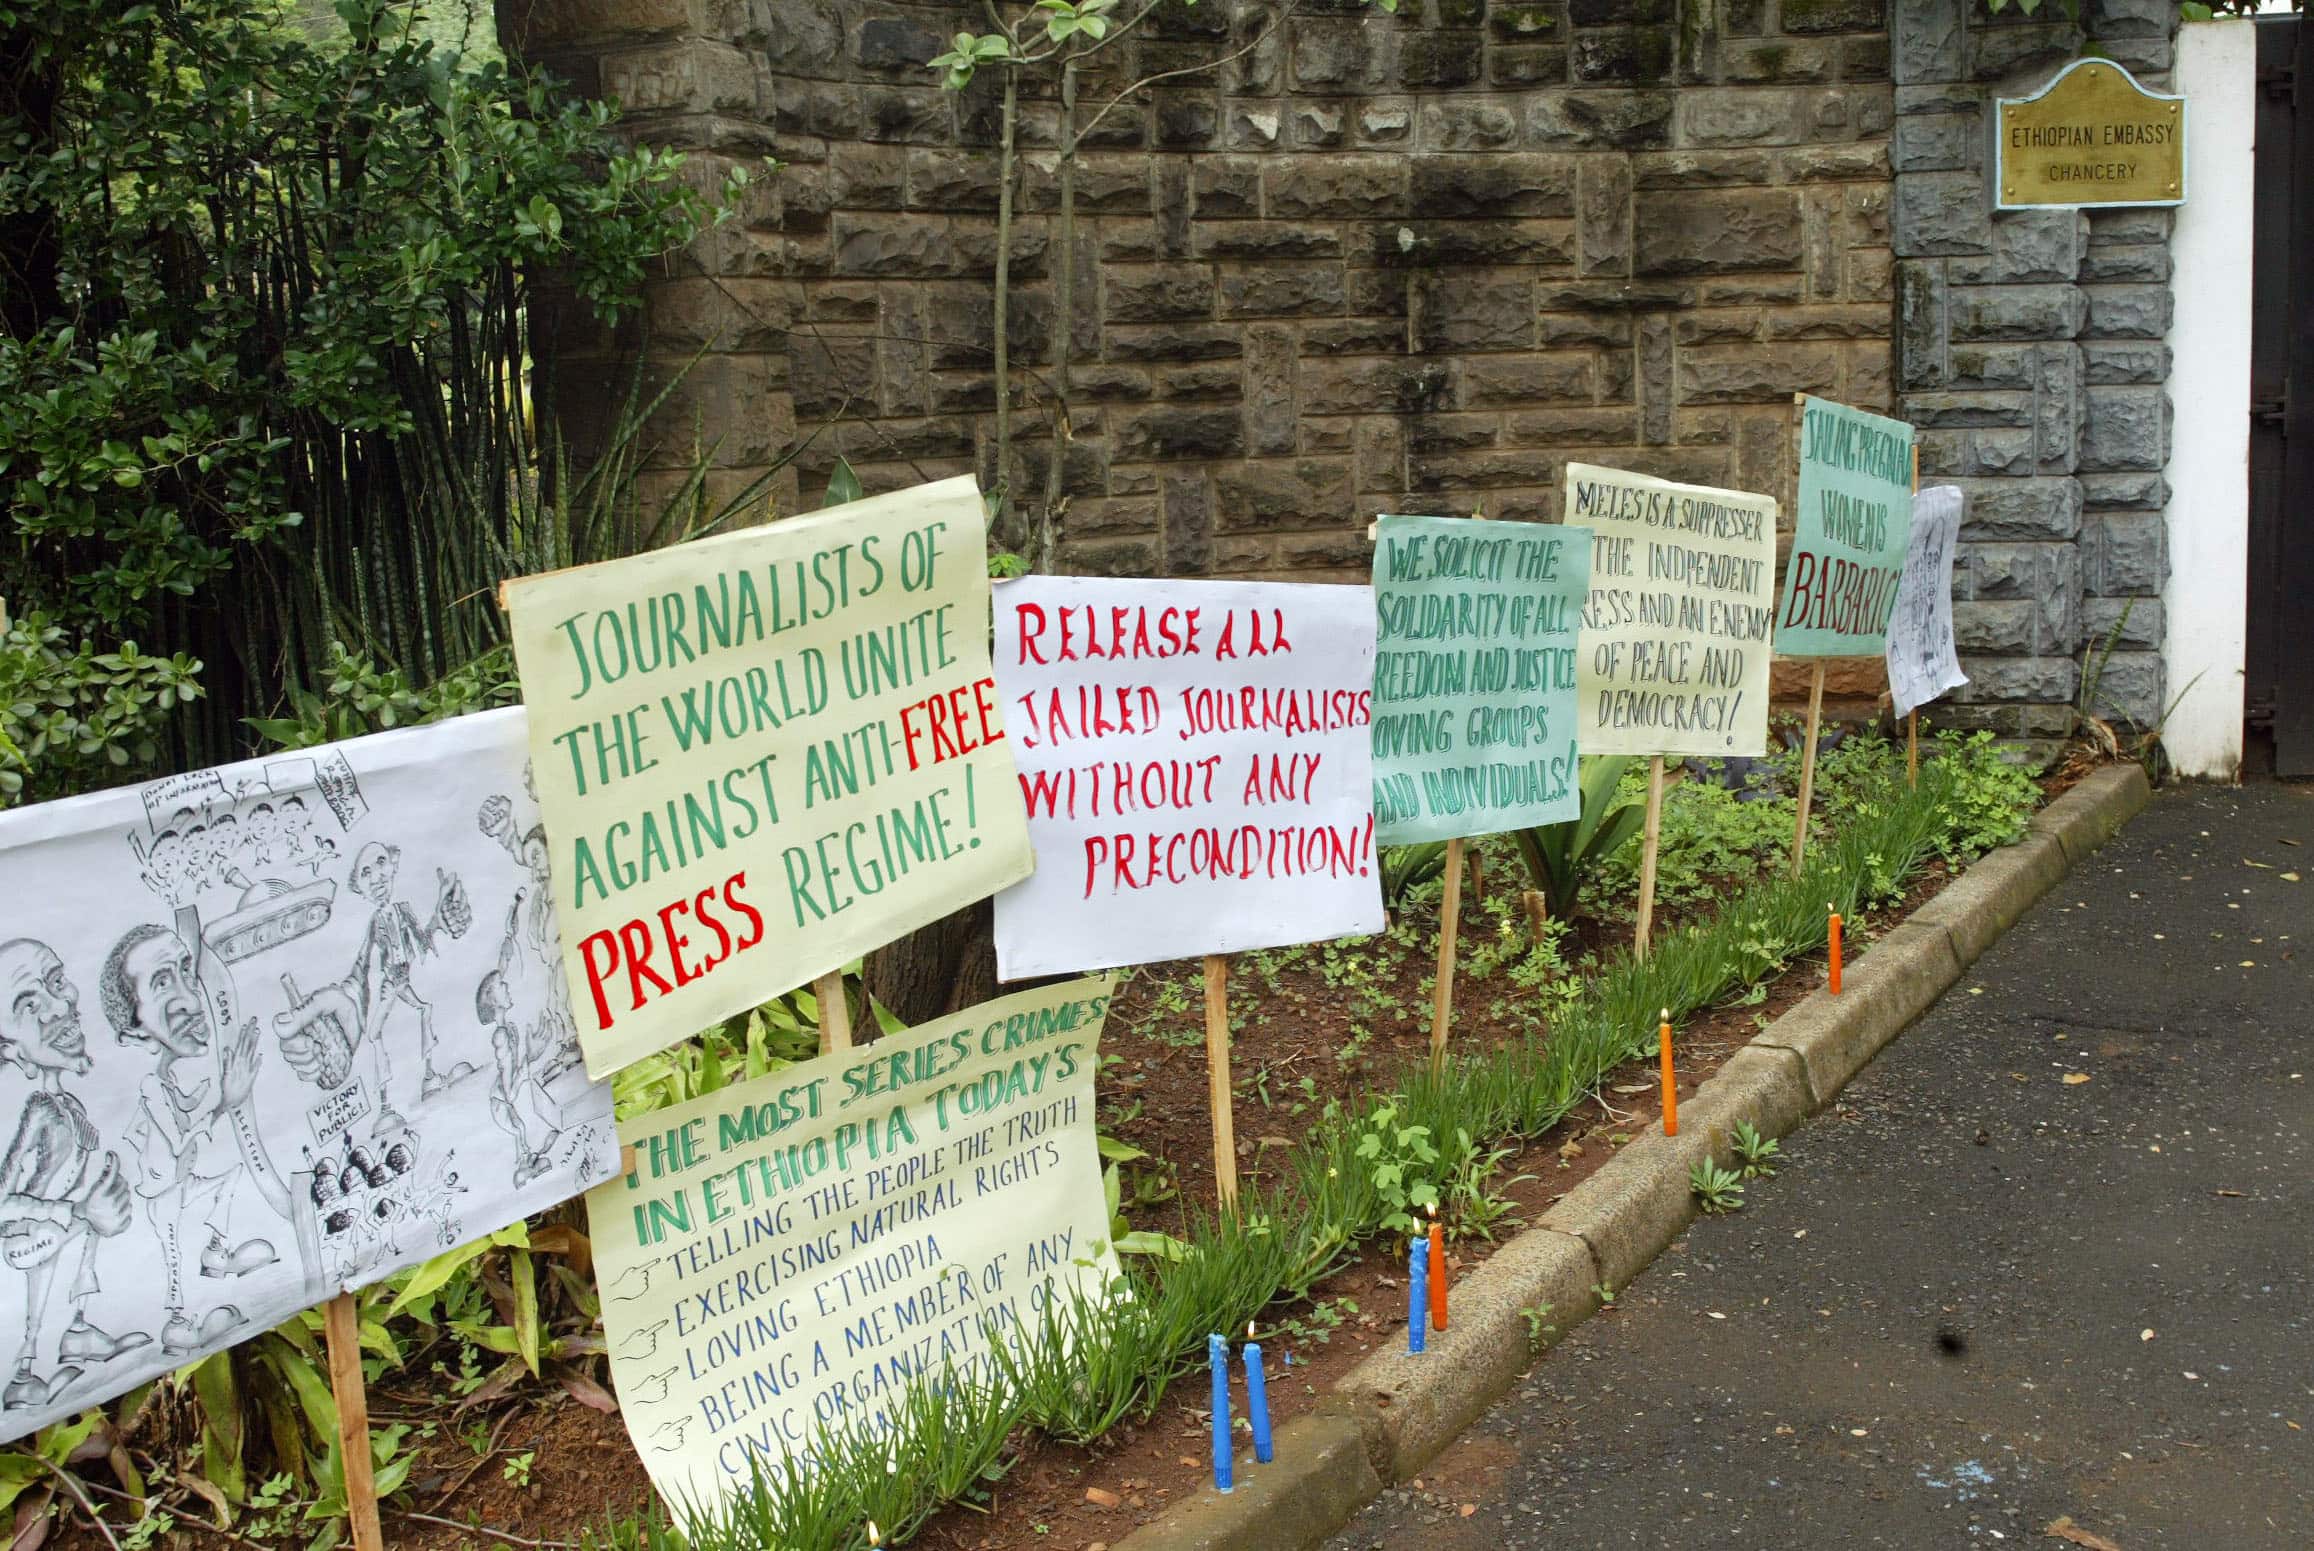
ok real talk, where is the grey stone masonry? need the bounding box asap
[1893,0,2176,742]
[501,0,1894,630]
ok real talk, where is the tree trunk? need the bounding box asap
[862,899,1001,1029]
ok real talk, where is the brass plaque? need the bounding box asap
[1995,59,2185,210]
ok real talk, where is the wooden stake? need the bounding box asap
[1428,838,1465,1070]
[1465,848,1485,907]
[815,970,852,1054]
[1203,955,1238,1212]
[323,1293,385,1551]
[1633,755,1666,960]
[1521,888,1549,946]
[1424,504,1492,1069]
[1790,660,1827,876]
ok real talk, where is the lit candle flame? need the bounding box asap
[1660,1007,1670,1023]
[867,1522,882,1549]
[1248,1320,1257,1340]
[1426,1200,1437,1220]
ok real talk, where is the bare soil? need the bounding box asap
[61,753,2092,1551]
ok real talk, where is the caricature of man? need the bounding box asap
[348,843,473,1104]
[476,792,578,1070]
[476,896,561,1188]
[0,942,146,1410]
[101,925,278,1355]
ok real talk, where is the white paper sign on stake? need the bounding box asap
[990,577,1385,979]
[0,708,617,1443]
[1885,485,1970,718]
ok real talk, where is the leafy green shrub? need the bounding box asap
[0,614,204,806]
[0,0,742,760]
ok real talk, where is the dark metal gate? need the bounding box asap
[2252,15,2314,776]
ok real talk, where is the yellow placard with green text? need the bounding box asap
[587,977,1119,1510]
[503,476,1035,1077]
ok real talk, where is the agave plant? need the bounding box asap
[1511,755,1647,921]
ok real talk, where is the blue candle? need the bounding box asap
[1243,1323,1274,1464]
[1208,1332,1233,1492]
[1409,1236,1429,1353]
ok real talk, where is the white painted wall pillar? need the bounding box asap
[2161,20,2258,781]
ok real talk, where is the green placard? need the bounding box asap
[1776,396,1917,658]
[1370,515,1590,846]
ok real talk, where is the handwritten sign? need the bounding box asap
[588,977,1118,1508]
[990,577,1384,978]
[0,708,616,1444]
[1369,516,1590,844]
[1885,486,1969,718]
[1777,397,1917,658]
[1566,463,1775,758]
[504,477,1034,1078]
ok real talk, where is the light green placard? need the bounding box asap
[1370,515,1590,846]
[1776,396,1917,657]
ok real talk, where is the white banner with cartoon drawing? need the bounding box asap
[0,707,616,1442]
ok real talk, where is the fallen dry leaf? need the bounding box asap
[2062,1072,2092,1085]
[2140,1328,2155,1341]
[1458,1504,1477,1518]
[2244,858,2273,869]
[2282,871,2302,883]
[2214,1189,2246,1198]
[1084,1487,1122,1510]
[1558,1139,1583,1160]
[2045,1514,2125,1550]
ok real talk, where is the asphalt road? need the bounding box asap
[1328,782,2314,1550]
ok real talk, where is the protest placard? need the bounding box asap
[1566,463,1776,760]
[1369,516,1590,846]
[1885,486,1969,720]
[989,577,1385,978]
[588,977,1118,1510]
[1777,396,1918,658]
[0,707,617,1445]
[502,476,1035,1078]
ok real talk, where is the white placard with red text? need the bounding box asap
[991,577,1385,978]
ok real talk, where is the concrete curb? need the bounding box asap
[1112,764,2152,1551]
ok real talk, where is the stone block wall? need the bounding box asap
[503,0,1896,603]
[1892,0,2178,739]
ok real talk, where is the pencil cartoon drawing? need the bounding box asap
[102,923,290,1355]
[347,842,475,1115]
[480,894,563,1188]
[0,942,147,1410]
[0,706,617,1444]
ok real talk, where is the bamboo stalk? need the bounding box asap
[323,1294,385,1551]
[816,970,852,1054]
[1790,660,1827,875]
[1634,755,1666,960]
[1204,955,1238,1211]
[1428,838,1464,1071]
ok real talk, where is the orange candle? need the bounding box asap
[1658,1008,1677,1137]
[1426,1204,1448,1331]
[1828,904,1843,996]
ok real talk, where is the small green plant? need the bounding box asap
[504,1450,537,1489]
[1592,1280,1618,1308]
[1513,755,1647,919]
[1690,1158,1747,1214]
[1732,1121,1781,1179]
[1354,1104,1441,1234]
[1443,1130,1532,1243]
[1380,842,1451,913]
[1520,1302,1556,1351]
